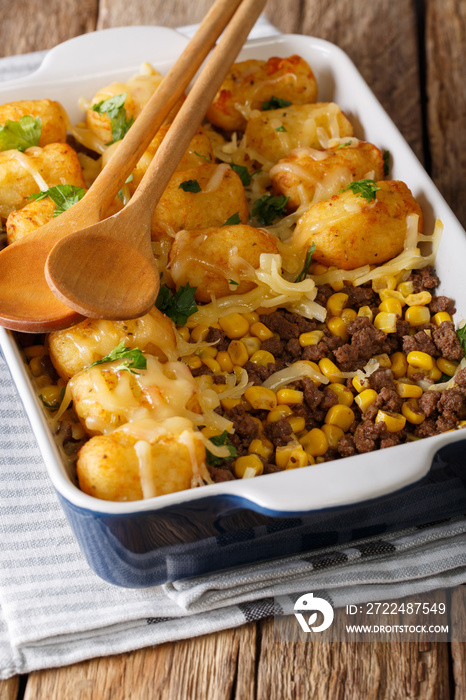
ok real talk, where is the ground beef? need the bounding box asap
[302,342,330,363]
[284,311,317,334]
[373,386,403,413]
[418,391,440,417]
[320,387,339,411]
[337,434,356,457]
[315,284,334,307]
[429,295,456,316]
[206,327,229,351]
[296,377,323,410]
[260,337,283,356]
[263,463,285,474]
[243,361,277,385]
[332,343,362,372]
[341,284,376,308]
[395,319,411,337]
[347,316,392,361]
[414,418,438,438]
[208,466,236,483]
[264,418,293,447]
[408,267,439,293]
[286,338,302,358]
[260,311,299,339]
[235,414,260,439]
[432,321,463,360]
[368,368,396,391]
[437,388,466,418]
[402,330,439,357]
[454,369,466,386]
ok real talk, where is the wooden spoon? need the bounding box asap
[0,0,245,332]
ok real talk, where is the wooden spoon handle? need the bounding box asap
[129,0,268,219]
[84,0,244,218]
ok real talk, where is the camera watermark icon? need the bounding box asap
[293,592,335,633]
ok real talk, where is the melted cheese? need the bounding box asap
[203,163,229,193]
[6,149,49,190]
[134,440,157,499]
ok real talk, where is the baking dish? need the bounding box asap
[1,26,466,587]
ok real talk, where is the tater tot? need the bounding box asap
[270,141,384,210]
[6,197,56,244]
[169,224,279,302]
[77,423,206,501]
[151,163,249,243]
[0,99,68,146]
[0,142,87,220]
[245,103,353,164]
[129,125,213,194]
[291,180,423,270]
[207,55,318,132]
[48,307,178,381]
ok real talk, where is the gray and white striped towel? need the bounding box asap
[0,21,465,680]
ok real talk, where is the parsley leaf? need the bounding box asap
[295,243,316,282]
[223,212,241,226]
[336,140,353,149]
[88,342,147,374]
[155,283,198,325]
[230,163,251,187]
[194,150,211,163]
[252,194,289,225]
[228,279,239,286]
[0,115,42,152]
[206,431,238,466]
[341,179,380,203]
[275,125,287,132]
[39,387,65,411]
[383,150,390,176]
[29,185,85,216]
[436,372,452,384]
[457,324,466,357]
[262,96,292,111]
[91,93,134,144]
[179,179,201,193]
[118,173,133,202]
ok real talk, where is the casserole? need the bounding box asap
[1,26,466,587]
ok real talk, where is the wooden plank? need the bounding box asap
[425,0,466,226]
[0,677,19,700]
[24,624,256,700]
[451,586,466,700]
[0,0,98,56]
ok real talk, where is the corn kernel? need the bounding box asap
[39,385,63,408]
[201,426,221,439]
[458,421,466,428]
[395,381,423,398]
[379,298,402,316]
[244,386,277,411]
[318,358,342,383]
[288,415,306,434]
[219,313,249,339]
[402,399,426,425]
[375,410,406,432]
[186,319,198,329]
[374,312,397,334]
[352,375,369,393]
[242,336,261,357]
[228,340,249,366]
[202,356,221,373]
[433,312,452,326]
[190,324,210,342]
[405,305,431,326]
[354,388,378,413]
[24,345,45,359]
[195,374,213,389]
[405,291,432,306]
[407,351,434,371]
[234,454,264,478]
[327,383,353,407]
[429,365,442,381]
[373,353,392,368]
[357,306,373,321]
[285,445,309,469]
[407,364,427,380]
[183,354,202,370]
[275,444,295,468]
[35,375,51,389]
[200,347,218,359]
[322,424,344,449]
[217,351,234,373]
[300,360,323,386]
[255,306,277,316]
[249,438,273,460]
[177,326,190,342]
[29,356,44,377]
[436,358,458,377]
[330,279,345,292]
[309,262,328,275]
[233,365,244,382]
[220,397,243,411]
[299,330,324,347]
[397,281,414,296]
[267,405,293,422]
[372,275,397,291]
[300,428,328,456]
[327,317,349,342]
[379,289,406,305]
[341,308,357,325]
[325,404,355,431]
[390,352,408,378]
[250,322,274,341]
[276,388,303,405]
[250,350,275,367]
[242,312,259,325]
[327,292,349,317]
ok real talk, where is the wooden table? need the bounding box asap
[0,0,465,697]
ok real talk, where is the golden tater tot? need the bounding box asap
[48,307,178,381]
[270,141,384,210]
[77,421,206,501]
[0,99,67,146]
[245,103,353,163]
[129,125,213,194]
[0,142,87,220]
[207,55,318,132]
[292,180,423,270]
[151,163,249,242]
[169,224,279,302]
[6,197,56,244]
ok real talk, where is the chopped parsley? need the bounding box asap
[194,150,211,163]
[39,388,65,411]
[436,372,452,384]
[223,212,241,226]
[261,96,292,111]
[155,283,198,325]
[0,115,42,152]
[230,163,251,187]
[29,185,85,216]
[252,194,289,225]
[228,279,239,286]
[117,173,133,202]
[336,140,353,149]
[206,431,237,467]
[457,324,466,356]
[88,342,147,374]
[295,243,316,282]
[383,150,390,176]
[179,179,201,193]
[275,125,287,132]
[341,179,380,203]
[91,93,134,144]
